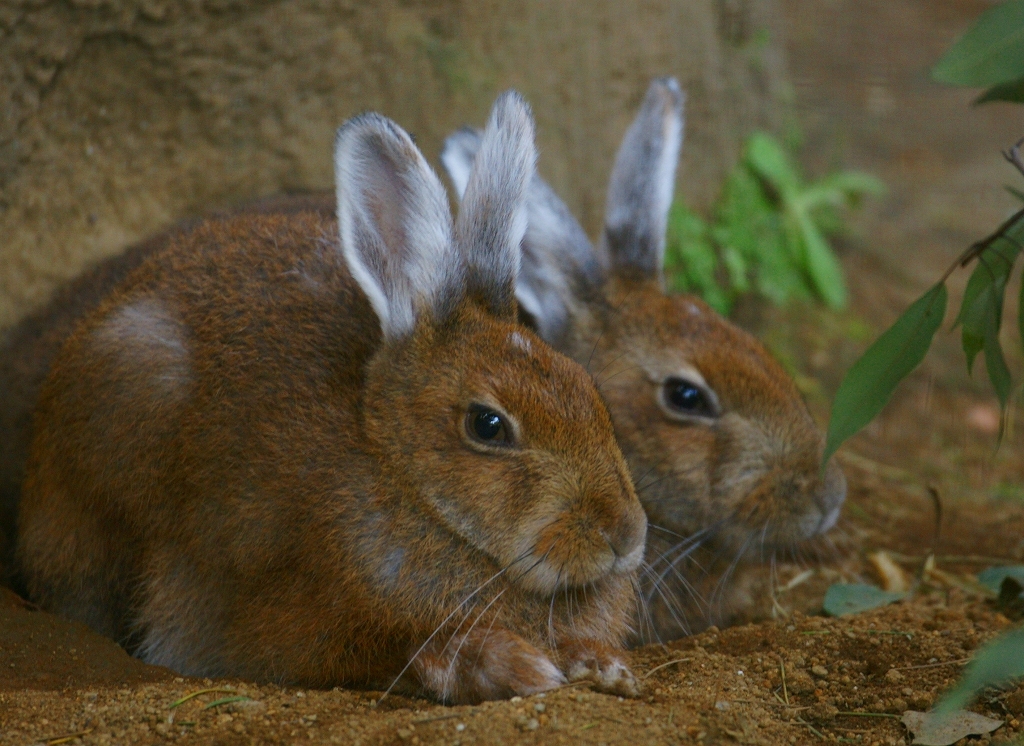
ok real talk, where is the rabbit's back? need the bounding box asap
[18,208,382,657]
[0,194,338,580]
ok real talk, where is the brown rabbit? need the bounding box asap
[16,92,648,702]
[441,79,846,640]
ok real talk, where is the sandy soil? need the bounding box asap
[4,1,1024,745]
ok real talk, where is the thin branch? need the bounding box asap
[940,204,1024,284]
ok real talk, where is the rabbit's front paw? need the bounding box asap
[559,639,640,697]
[414,627,565,704]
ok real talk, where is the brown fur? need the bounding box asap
[15,106,647,702]
[0,194,335,582]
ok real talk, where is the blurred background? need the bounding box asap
[0,0,1022,546]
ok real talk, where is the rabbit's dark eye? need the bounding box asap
[661,377,718,419]
[465,405,513,447]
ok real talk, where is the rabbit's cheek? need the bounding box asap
[712,419,845,546]
[627,431,713,535]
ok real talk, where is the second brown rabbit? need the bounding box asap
[441,79,846,641]
[15,93,647,702]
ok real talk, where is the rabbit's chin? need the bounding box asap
[508,545,642,596]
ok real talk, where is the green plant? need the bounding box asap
[937,626,1024,712]
[664,131,883,315]
[931,0,1024,104]
[823,0,1024,464]
[821,0,1024,714]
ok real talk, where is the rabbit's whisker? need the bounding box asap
[641,531,710,626]
[591,350,635,388]
[647,523,691,541]
[584,287,641,375]
[645,526,712,584]
[629,575,655,644]
[471,600,504,671]
[547,568,562,647]
[708,533,753,624]
[638,561,689,640]
[441,587,507,695]
[595,364,648,392]
[648,545,706,617]
[631,452,679,494]
[635,465,705,498]
[759,519,772,564]
[378,550,532,703]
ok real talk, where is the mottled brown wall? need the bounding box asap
[0,0,786,331]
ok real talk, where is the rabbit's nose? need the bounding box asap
[605,503,648,573]
[817,460,847,515]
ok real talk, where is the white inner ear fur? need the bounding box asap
[651,104,683,274]
[334,114,456,340]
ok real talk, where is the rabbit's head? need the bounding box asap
[441,80,845,567]
[342,92,646,596]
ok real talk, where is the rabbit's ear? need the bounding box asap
[602,77,684,282]
[440,126,481,202]
[443,126,600,343]
[334,114,460,340]
[453,91,536,321]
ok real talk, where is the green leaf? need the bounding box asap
[977,75,1024,103]
[984,315,1013,407]
[823,283,947,464]
[936,626,1024,711]
[932,0,1024,87]
[1008,184,1024,203]
[664,203,732,314]
[962,329,985,374]
[744,131,801,197]
[976,565,1024,593]
[801,172,887,214]
[795,209,847,309]
[955,241,1021,405]
[1019,272,1024,358]
[720,244,749,292]
[822,583,906,617]
[814,170,887,199]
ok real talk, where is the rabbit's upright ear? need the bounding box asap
[443,126,600,343]
[602,77,684,283]
[335,114,460,340]
[453,91,536,321]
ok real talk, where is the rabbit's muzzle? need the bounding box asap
[510,481,647,596]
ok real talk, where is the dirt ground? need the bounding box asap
[4,1,1024,744]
